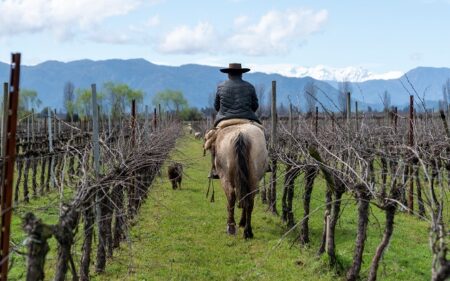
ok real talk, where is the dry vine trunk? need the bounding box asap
[31,155,38,197]
[112,184,126,248]
[80,202,95,281]
[281,164,300,227]
[300,165,318,244]
[368,187,399,281]
[15,158,23,202]
[22,213,53,281]
[40,155,47,194]
[54,207,79,281]
[23,156,31,202]
[346,184,371,281]
[96,187,113,272]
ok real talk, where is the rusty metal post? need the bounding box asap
[1,84,8,157]
[355,101,358,132]
[331,112,335,132]
[0,53,21,281]
[153,107,157,130]
[269,80,278,215]
[408,95,414,214]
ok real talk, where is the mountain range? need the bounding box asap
[0,59,449,112]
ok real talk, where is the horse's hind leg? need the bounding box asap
[226,191,236,235]
[239,208,246,228]
[243,198,254,239]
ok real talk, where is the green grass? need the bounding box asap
[87,134,431,281]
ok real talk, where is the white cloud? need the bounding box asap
[410,52,423,62]
[87,18,160,45]
[88,30,142,45]
[157,22,217,54]
[155,8,328,56]
[227,8,328,56]
[234,15,249,27]
[146,15,161,27]
[0,0,142,39]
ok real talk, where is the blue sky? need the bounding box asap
[0,0,449,78]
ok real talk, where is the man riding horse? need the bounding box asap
[204,63,268,238]
[208,63,261,179]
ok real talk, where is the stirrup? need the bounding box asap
[208,170,220,179]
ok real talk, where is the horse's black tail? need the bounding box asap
[233,133,251,209]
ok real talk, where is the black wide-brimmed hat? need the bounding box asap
[220,63,250,74]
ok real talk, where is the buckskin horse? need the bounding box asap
[214,122,268,239]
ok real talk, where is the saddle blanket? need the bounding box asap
[203,118,265,151]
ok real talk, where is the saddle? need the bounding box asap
[203,118,265,151]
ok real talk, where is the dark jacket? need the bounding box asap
[214,76,260,126]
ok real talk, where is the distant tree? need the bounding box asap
[39,106,52,117]
[20,89,42,112]
[63,81,75,121]
[104,82,144,119]
[278,102,288,116]
[76,88,92,119]
[152,90,188,112]
[304,81,317,116]
[381,90,391,113]
[179,107,204,121]
[439,100,447,112]
[442,80,450,113]
[255,83,266,118]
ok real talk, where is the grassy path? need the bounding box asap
[93,134,431,281]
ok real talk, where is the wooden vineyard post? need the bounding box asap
[289,103,293,139]
[346,92,351,173]
[408,95,414,214]
[346,92,351,131]
[315,106,319,135]
[91,84,100,176]
[269,80,278,215]
[355,101,359,133]
[48,107,55,189]
[394,106,398,134]
[0,53,21,281]
[27,114,30,142]
[91,84,105,273]
[144,105,149,135]
[108,113,112,139]
[158,104,162,127]
[132,100,136,145]
[53,109,57,138]
[31,108,35,141]
[128,99,137,218]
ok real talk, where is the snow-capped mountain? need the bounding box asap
[250,64,404,82]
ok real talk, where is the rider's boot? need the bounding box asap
[208,147,220,179]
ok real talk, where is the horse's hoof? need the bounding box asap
[244,229,254,239]
[227,224,236,235]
